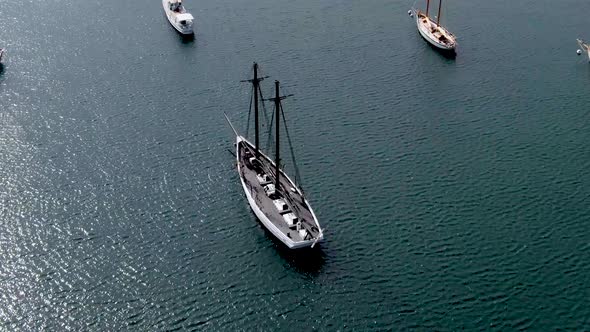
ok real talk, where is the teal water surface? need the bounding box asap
[1,0,589,330]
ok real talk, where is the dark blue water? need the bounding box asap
[1,0,589,330]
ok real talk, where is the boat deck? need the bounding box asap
[238,140,320,243]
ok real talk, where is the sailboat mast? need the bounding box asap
[437,0,442,26]
[253,63,260,156]
[274,81,281,187]
[426,0,430,16]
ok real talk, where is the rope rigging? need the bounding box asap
[243,64,302,191]
[260,89,275,153]
[258,84,270,125]
[279,102,304,191]
[265,113,274,152]
[245,85,253,137]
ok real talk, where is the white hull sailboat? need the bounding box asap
[162,0,194,35]
[577,39,590,61]
[411,0,456,52]
[225,64,324,249]
[0,49,5,64]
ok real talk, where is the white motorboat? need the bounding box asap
[162,0,194,35]
[225,64,324,249]
[411,0,457,52]
[577,39,590,61]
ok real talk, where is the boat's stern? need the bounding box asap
[175,13,194,35]
[178,25,194,35]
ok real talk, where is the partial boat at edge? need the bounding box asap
[577,39,590,61]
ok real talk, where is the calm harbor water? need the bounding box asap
[1,0,590,330]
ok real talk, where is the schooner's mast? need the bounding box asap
[437,0,442,26]
[242,63,266,157]
[268,80,290,188]
[274,81,281,188]
[252,63,262,156]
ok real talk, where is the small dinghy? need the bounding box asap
[162,0,194,35]
[411,0,457,52]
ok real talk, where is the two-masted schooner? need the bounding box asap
[411,0,457,52]
[225,63,324,249]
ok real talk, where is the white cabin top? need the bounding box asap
[176,13,194,21]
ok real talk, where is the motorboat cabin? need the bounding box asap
[175,13,194,31]
[162,0,195,35]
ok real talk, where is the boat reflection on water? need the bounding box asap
[425,42,457,59]
[272,236,327,277]
[179,32,195,43]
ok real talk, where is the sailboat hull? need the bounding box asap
[414,10,456,52]
[236,136,323,249]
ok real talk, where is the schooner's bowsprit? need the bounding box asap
[225,63,324,249]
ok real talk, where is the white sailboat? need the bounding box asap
[411,0,457,52]
[225,63,324,249]
[0,48,5,64]
[162,0,194,35]
[577,39,590,61]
